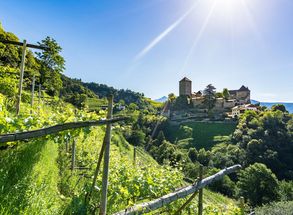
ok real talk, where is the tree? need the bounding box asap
[237,163,279,206]
[127,130,146,146]
[179,125,193,139]
[168,93,176,103]
[271,104,287,113]
[188,148,198,163]
[0,25,21,67]
[203,84,216,111]
[223,88,230,100]
[36,36,65,96]
[216,92,223,98]
[172,95,191,110]
[197,148,211,166]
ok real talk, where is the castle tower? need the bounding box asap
[179,77,192,97]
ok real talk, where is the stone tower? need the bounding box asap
[179,77,192,97]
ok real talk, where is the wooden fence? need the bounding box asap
[0,117,126,145]
[115,164,242,215]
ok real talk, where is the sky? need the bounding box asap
[0,0,293,102]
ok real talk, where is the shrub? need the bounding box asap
[237,163,279,206]
[255,201,293,215]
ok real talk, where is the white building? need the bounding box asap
[232,104,258,118]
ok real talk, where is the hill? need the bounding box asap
[155,96,168,103]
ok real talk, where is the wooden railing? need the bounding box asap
[115,164,242,215]
[0,117,127,145]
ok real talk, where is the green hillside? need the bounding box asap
[163,121,236,149]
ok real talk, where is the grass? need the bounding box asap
[0,139,63,214]
[85,97,107,111]
[164,121,236,149]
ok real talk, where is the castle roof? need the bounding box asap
[228,90,237,95]
[180,77,192,82]
[229,86,250,94]
[238,85,249,91]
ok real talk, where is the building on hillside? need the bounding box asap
[231,104,258,118]
[173,77,252,119]
[178,77,251,108]
[228,86,251,105]
[179,77,192,96]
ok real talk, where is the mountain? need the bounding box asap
[155,96,168,103]
[251,99,293,113]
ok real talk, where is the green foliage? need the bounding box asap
[203,84,216,110]
[232,109,293,180]
[168,93,176,103]
[127,130,146,146]
[0,26,20,67]
[36,36,65,96]
[208,168,236,197]
[223,88,230,100]
[237,163,279,206]
[188,147,198,163]
[179,125,193,139]
[83,82,156,111]
[278,180,293,201]
[172,95,191,110]
[0,66,18,97]
[271,104,287,113]
[210,143,246,169]
[197,148,211,166]
[255,201,293,215]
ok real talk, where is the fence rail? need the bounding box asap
[114,164,242,215]
[0,117,127,144]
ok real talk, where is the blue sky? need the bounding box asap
[0,0,293,102]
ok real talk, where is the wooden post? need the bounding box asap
[38,84,41,105]
[99,95,114,215]
[133,147,137,166]
[16,40,27,115]
[174,191,198,215]
[87,139,107,203]
[198,165,203,215]
[240,196,245,215]
[30,74,35,112]
[71,139,76,170]
[65,138,69,152]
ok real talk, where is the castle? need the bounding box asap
[178,77,251,117]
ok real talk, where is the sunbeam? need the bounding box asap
[179,0,217,75]
[133,1,200,62]
[240,0,265,47]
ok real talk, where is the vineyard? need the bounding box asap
[0,88,242,214]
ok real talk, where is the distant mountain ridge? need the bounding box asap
[251,99,293,113]
[155,96,168,103]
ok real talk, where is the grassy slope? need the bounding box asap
[165,122,236,149]
[0,139,62,214]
